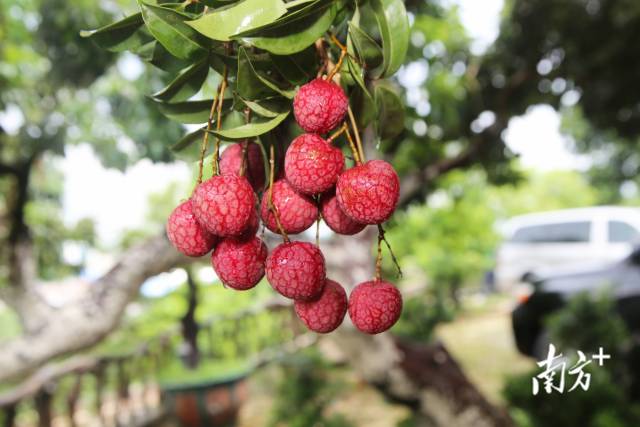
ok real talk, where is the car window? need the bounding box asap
[510,221,591,243]
[608,220,640,243]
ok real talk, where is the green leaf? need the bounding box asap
[157,98,231,124]
[350,85,377,129]
[346,56,373,102]
[234,0,330,36]
[152,59,210,102]
[284,0,317,8]
[138,1,207,60]
[348,23,384,72]
[270,46,317,85]
[370,0,409,77]
[240,97,289,118]
[237,47,295,100]
[171,126,206,151]
[80,13,150,52]
[375,82,404,140]
[241,3,336,55]
[208,111,290,140]
[186,0,288,41]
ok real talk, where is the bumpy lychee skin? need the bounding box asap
[348,280,403,334]
[260,180,318,235]
[211,236,268,290]
[293,78,348,134]
[166,200,217,257]
[336,160,400,224]
[239,207,260,239]
[295,279,347,333]
[320,190,366,235]
[219,142,266,192]
[266,241,326,301]
[192,175,255,237]
[285,134,344,195]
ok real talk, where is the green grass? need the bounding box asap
[435,294,534,405]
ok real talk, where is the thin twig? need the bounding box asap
[211,65,229,176]
[327,33,347,81]
[377,224,403,278]
[196,94,221,185]
[239,108,252,177]
[347,105,366,163]
[343,126,362,166]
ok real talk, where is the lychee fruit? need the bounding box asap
[294,279,347,333]
[266,241,325,301]
[211,236,268,290]
[260,180,318,235]
[192,175,255,237]
[285,134,344,195]
[293,78,348,134]
[320,190,366,235]
[238,205,260,240]
[166,199,217,257]
[336,160,400,224]
[219,141,266,192]
[348,280,403,335]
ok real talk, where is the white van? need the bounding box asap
[494,206,640,291]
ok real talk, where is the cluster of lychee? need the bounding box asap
[167,78,402,335]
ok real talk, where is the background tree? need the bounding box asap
[1,1,640,424]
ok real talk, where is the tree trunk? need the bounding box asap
[322,230,513,427]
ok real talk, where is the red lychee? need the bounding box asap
[192,175,254,237]
[240,206,260,238]
[320,190,366,235]
[336,160,400,224]
[211,236,268,291]
[285,134,344,195]
[166,199,217,257]
[219,141,266,192]
[260,180,318,235]
[348,280,403,334]
[266,241,325,301]
[293,78,348,134]
[294,279,347,333]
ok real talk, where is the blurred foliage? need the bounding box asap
[505,292,640,427]
[487,169,600,217]
[268,351,353,427]
[0,0,186,284]
[386,170,500,307]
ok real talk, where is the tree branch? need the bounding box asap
[0,233,187,383]
[399,136,485,205]
[0,162,19,176]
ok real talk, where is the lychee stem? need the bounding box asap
[239,140,248,177]
[347,105,366,163]
[343,126,363,166]
[327,33,347,82]
[196,86,222,185]
[211,64,229,176]
[239,109,252,177]
[268,144,290,243]
[376,224,403,280]
[315,39,329,77]
[328,123,362,165]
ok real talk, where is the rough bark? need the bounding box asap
[0,234,186,383]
